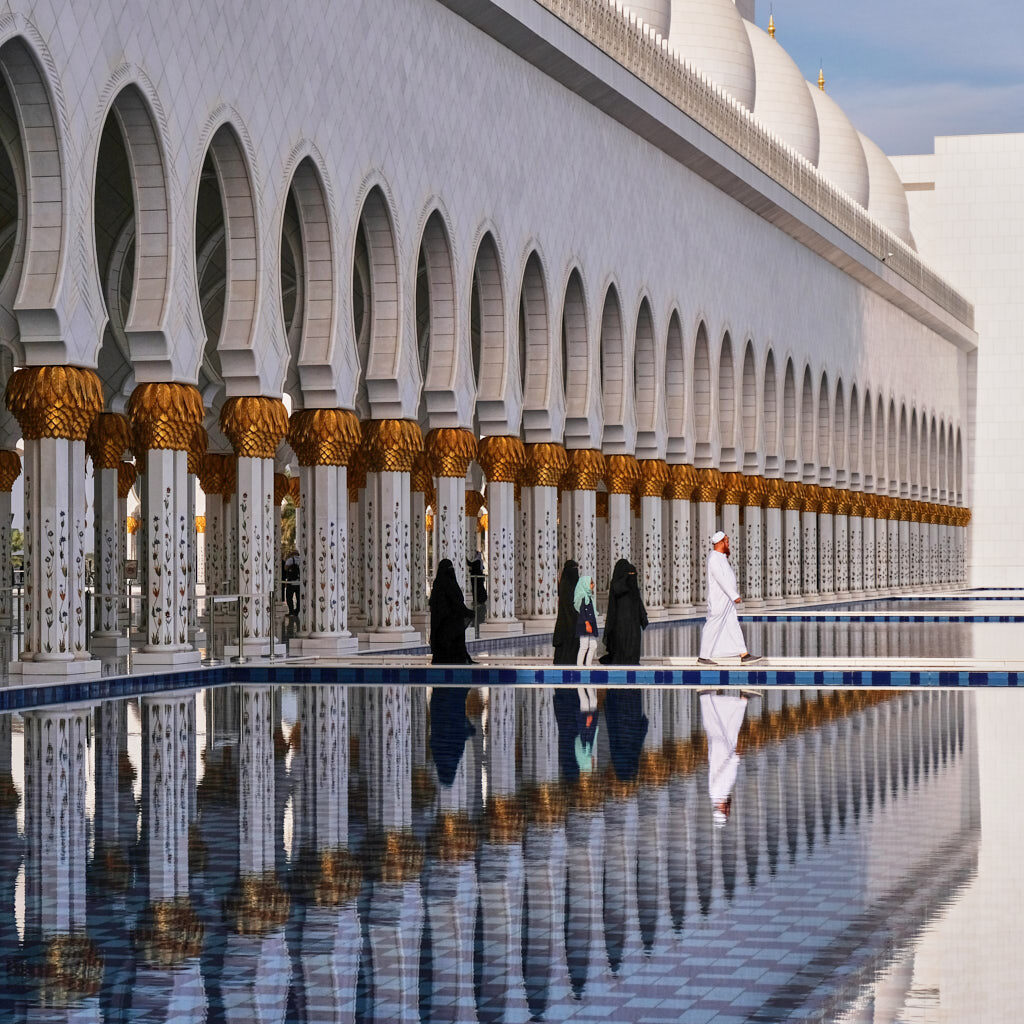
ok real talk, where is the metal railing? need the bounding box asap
[469,571,488,640]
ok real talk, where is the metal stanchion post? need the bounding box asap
[234,593,248,664]
[268,588,277,661]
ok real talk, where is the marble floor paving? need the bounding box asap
[0,683,1019,1022]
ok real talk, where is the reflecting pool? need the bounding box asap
[0,684,1020,1022]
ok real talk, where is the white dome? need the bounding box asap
[742,20,819,165]
[622,2,671,37]
[667,0,757,110]
[858,131,915,248]
[807,83,869,208]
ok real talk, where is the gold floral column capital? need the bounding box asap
[564,448,605,491]
[523,442,568,488]
[198,453,226,498]
[720,472,746,506]
[781,481,804,511]
[128,382,204,453]
[362,419,423,473]
[195,515,206,535]
[477,435,526,484]
[288,408,362,467]
[465,489,485,517]
[424,426,477,478]
[664,463,696,501]
[86,412,133,470]
[188,424,209,476]
[604,453,641,495]
[220,396,289,460]
[819,487,840,514]
[5,365,103,441]
[126,515,139,535]
[638,459,670,498]
[288,476,301,507]
[741,475,769,508]
[273,473,290,506]
[765,477,786,509]
[802,485,822,514]
[0,449,21,492]
[695,467,724,504]
[596,491,609,519]
[117,461,137,500]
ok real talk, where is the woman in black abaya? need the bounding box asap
[429,558,475,664]
[551,559,580,665]
[602,559,648,664]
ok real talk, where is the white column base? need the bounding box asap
[10,658,102,678]
[290,635,359,656]
[90,634,131,655]
[520,614,557,630]
[646,607,670,620]
[223,640,287,658]
[359,629,422,646]
[479,620,525,637]
[665,603,699,617]
[134,648,202,667]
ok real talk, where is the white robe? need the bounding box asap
[700,692,747,804]
[699,549,747,659]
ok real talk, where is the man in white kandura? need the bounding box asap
[698,531,761,666]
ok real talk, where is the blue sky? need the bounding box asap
[753,0,1024,154]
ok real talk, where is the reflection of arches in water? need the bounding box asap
[637,786,668,950]
[604,690,648,783]
[602,796,638,973]
[667,775,691,931]
[801,734,817,856]
[720,788,738,902]
[694,764,714,915]
[741,761,760,887]
[764,747,781,877]
[785,736,801,864]
[818,726,834,844]
[834,720,849,831]
[564,810,603,999]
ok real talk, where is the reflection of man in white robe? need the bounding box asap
[700,691,749,826]
[698,531,759,664]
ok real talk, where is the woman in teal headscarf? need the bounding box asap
[573,574,599,666]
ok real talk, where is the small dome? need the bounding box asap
[622,2,671,37]
[667,0,757,110]
[743,20,819,165]
[858,132,915,247]
[807,83,869,207]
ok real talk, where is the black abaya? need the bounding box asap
[429,559,474,664]
[551,559,581,665]
[602,559,648,664]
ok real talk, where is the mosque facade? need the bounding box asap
[0,0,975,674]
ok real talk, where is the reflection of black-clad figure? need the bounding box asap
[282,551,300,616]
[553,687,598,781]
[429,558,475,664]
[604,689,648,783]
[552,560,580,665]
[466,551,487,626]
[601,559,648,664]
[429,687,476,785]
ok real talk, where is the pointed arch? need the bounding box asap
[782,357,797,475]
[930,417,940,501]
[763,349,779,473]
[634,297,661,455]
[800,365,815,479]
[938,419,948,501]
[887,400,899,494]
[741,340,757,467]
[561,268,588,416]
[817,372,831,481]
[354,185,400,415]
[471,230,505,408]
[693,322,711,460]
[955,428,963,501]
[833,379,846,485]
[600,284,630,450]
[861,389,873,487]
[518,250,555,435]
[900,405,911,496]
[848,383,860,487]
[718,332,736,468]
[665,309,685,459]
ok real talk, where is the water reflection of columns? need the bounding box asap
[742,477,766,606]
[783,483,802,601]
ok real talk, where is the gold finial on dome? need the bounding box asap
[818,64,825,91]
[768,12,775,38]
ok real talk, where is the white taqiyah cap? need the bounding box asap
[711,530,726,545]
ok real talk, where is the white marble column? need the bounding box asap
[862,510,877,592]
[200,455,228,594]
[783,488,802,602]
[764,482,784,606]
[801,498,819,597]
[596,494,611,599]
[221,396,289,657]
[639,460,669,617]
[349,464,367,626]
[409,476,429,623]
[288,410,361,654]
[664,465,695,613]
[362,419,423,644]
[0,452,19,625]
[818,499,835,597]
[874,502,889,593]
[694,469,722,604]
[929,515,941,587]
[743,493,764,606]
[833,506,849,594]
[515,485,529,618]
[7,367,103,676]
[887,515,900,590]
[849,507,865,594]
[521,443,568,623]
[478,437,526,636]
[605,455,640,576]
[425,428,477,601]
